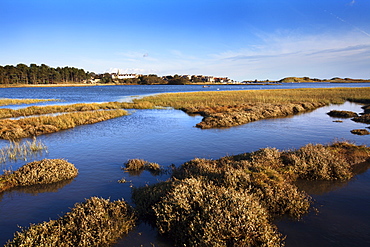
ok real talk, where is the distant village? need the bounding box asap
[90,71,239,85]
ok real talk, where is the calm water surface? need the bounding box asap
[0,84,369,246]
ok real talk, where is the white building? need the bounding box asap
[112,70,139,80]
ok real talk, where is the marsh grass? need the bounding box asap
[137,87,370,108]
[0,98,56,107]
[136,87,370,128]
[0,109,128,140]
[132,141,370,246]
[0,138,47,164]
[5,197,136,247]
[0,101,154,119]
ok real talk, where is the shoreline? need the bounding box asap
[1,81,369,89]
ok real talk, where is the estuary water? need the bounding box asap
[0,83,369,246]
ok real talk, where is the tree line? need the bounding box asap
[0,64,91,84]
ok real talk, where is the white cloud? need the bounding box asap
[205,31,370,80]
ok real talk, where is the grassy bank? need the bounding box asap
[0,159,78,193]
[0,109,128,140]
[0,102,153,119]
[5,197,136,247]
[136,87,370,128]
[0,98,56,106]
[132,141,370,246]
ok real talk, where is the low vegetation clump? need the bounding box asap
[363,105,370,114]
[154,178,283,247]
[123,159,162,175]
[0,138,47,163]
[0,159,78,192]
[0,109,127,140]
[351,129,370,135]
[136,87,370,128]
[352,113,370,124]
[5,197,136,247]
[0,98,56,106]
[282,143,354,180]
[327,110,358,118]
[132,141,370,246]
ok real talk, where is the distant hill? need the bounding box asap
[278,77,370,83]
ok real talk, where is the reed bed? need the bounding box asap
[132,141,370,246]
[0,98,56,107]
[5,197,136,247]
[0,109,127,140]
[0,138,47,164]
[135,87,370,128]
[0,159,78,193]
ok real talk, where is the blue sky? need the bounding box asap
[1,0,369,81]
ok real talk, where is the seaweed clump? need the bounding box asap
[5,197,136,247]
[132,142,370,246]
[0,159,78,192]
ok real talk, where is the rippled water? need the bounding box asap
[0,84,369,246]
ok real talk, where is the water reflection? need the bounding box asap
[295,179,349,195]
[0,178,75,202]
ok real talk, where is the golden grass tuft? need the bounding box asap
[5,197,136,247]
[123,159,162,175]
[0,159,78,192]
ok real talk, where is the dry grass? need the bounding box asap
[5,197,136,247]
[137,87,370,108]
[0,138,47,164]
[131,141,370,246]
[0,109,127,140]
[0,98,56,106]
[0,101,154,119]
[154,178,283,247]
[135,87,370,128]
[0,159,78,192]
